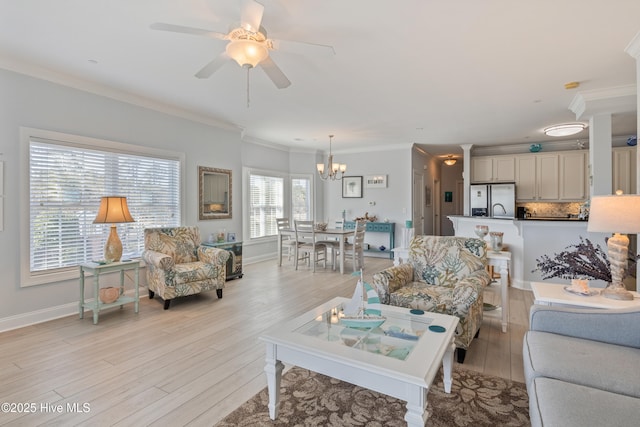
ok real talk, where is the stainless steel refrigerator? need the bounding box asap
[469,182,516,218]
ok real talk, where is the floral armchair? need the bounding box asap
[371,235,491,363]
[142,227,229,310]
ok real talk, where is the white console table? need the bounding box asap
[393,247,511,333]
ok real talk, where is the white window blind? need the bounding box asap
[29,139,181,274]
[249,173,284,239]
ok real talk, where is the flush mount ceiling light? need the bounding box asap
[543,123,587,137]
[444,155,457,166]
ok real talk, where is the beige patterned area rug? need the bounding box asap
[215,366,530,426]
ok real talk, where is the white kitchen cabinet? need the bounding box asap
[536,154,560,200]
[559,151,587,200]
[515,156,537,200]
[612,146,637,195]
[515,154,559,201]
[471,155,515,182]
[514,151,588,201]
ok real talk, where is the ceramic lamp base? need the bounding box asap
[602,285,634,301]
[104,224,123,263]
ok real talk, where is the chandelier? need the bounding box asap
[444,155,457,166]
[316,135,346,181]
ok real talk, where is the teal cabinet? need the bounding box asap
[344,222,395,259]
[202,241,243,280]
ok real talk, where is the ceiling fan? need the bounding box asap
[150,0,334,90]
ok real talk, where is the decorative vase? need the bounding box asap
[474,225,489,240]
[99,287,120,304]
[489,231,504,252]
[379,245,386,252]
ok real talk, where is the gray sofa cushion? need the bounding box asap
[524,330,640,398]
[529,377,640,427]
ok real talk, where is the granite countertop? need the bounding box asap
[519,216,587,221]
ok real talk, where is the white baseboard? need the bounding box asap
[0,288,145,333]
[0,302,80,333]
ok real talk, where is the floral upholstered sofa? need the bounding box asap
[142,227,229,310]
[371,235,491,363]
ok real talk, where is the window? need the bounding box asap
[291,176,312,221]
[248,172,284,239]
[22,128,183,286]
[245,169,313,240]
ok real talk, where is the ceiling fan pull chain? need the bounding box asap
[246,66,251,108]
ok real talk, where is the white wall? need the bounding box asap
[0,68,317,329]
[323,146,412,226]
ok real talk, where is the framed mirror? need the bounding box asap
[199,166,232,220]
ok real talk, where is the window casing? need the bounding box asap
[245,168,313,240]
[21,128,184,286]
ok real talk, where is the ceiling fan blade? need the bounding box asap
[195,52,230,79]
[150,22,226,40]
[259,56,291,89]
[271,38,336,56]
[240,0,264,33]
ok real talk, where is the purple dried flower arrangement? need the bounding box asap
[532,237,638,282]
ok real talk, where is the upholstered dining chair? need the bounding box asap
[293,220,327,272]
[276,217,296,262]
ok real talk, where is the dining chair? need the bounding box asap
[293,220,327,272]
[316,218,345,270]
[340,220,366,272]
[276,217,296,262]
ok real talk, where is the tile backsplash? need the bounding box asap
[517,202,582,218]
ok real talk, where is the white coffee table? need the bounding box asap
[531,281,640,309]
[260,297,458,427]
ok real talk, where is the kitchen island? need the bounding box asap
[448,216,612,290]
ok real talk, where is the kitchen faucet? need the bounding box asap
[492,203,507,216]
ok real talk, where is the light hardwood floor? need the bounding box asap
[0,257,535,426]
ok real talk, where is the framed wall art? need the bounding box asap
[342,176,363,198]
[365,174,387,188]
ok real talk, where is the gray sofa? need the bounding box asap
[523,305,640,426]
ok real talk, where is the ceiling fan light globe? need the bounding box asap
[226,39,269,68]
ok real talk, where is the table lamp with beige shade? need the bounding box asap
[587,193,640,300]
[93,196,135,263]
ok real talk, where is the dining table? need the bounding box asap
[277,227,353,274]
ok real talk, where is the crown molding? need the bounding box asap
[0,54,239,132]
[624,31,640,60]
[471,135,633,156]
[240,133,294,152]
[569,85,637,119]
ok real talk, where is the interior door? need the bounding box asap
[413,170,424,236]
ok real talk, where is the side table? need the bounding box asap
[201,240,243,280]
[531,281,640,309]
[487,250,511,333]
[79,260,140,324]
